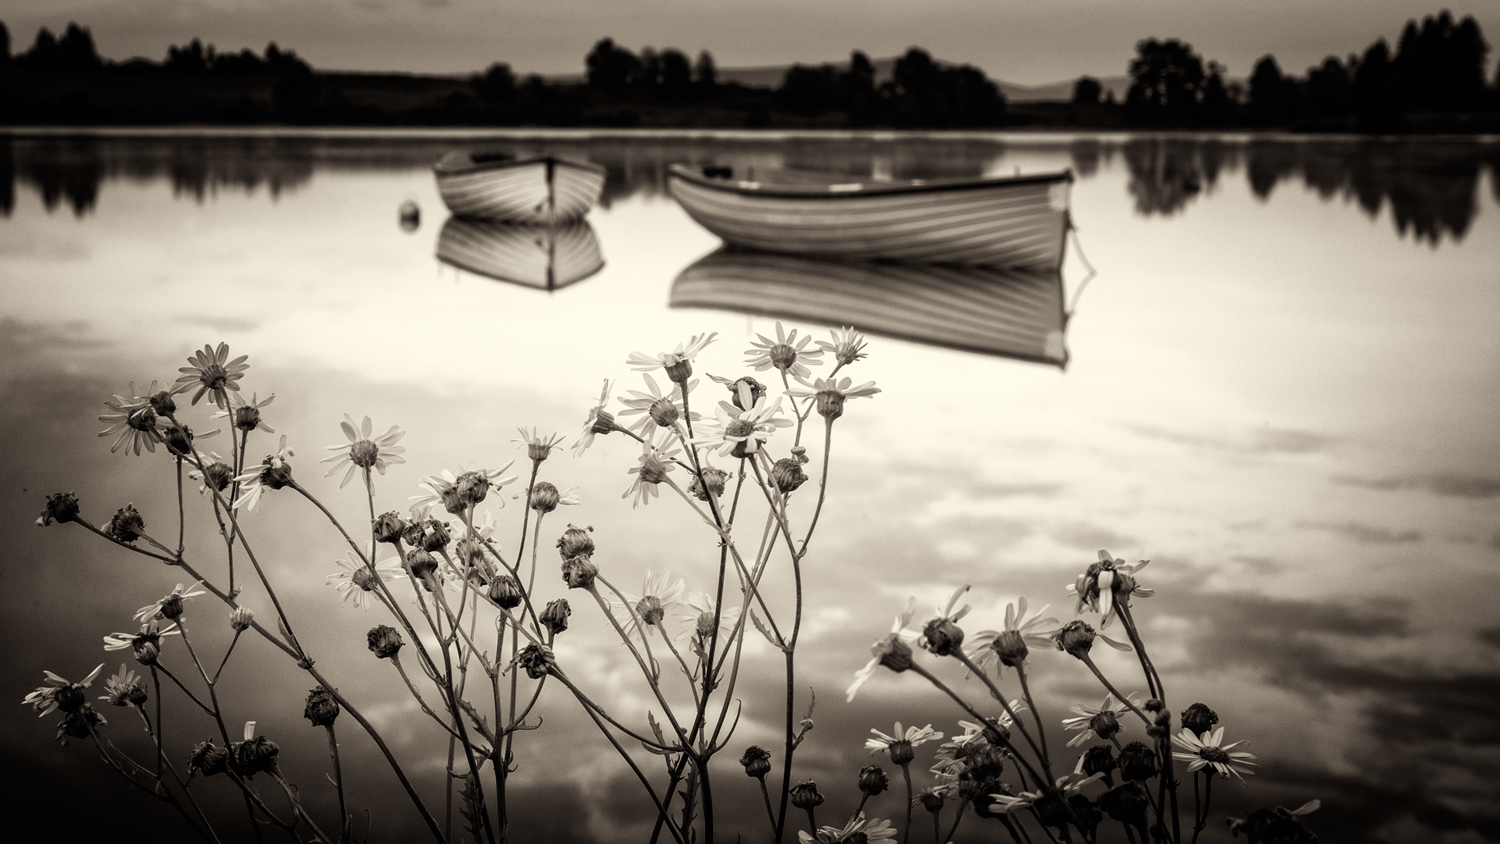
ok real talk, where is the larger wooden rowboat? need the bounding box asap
[434,152,606,223]
[437,217,604,291]
[671,248,1069,366]
[667,165,1072,269]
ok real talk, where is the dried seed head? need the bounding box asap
[529,481,560,514]
[303,686,340,727]
[770,457,808,493]
[919,617,965,657]
[858,764,889,796]
[740,745,772,779]
[38,492,81,527]
[561,554,598,590]
[540,599,571,636]
[557,524,594,559]
[489,575,524,610]
[788,780,824,810]
[688,467,729,501]
[104,505,146,544]
[367,625,403,659]
[1054,620,1096,659]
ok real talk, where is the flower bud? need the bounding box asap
[648,397,679,428]
[456,471,490,505]
[57,705,105,742]
[688,467,729,501]
[1148,709,1172,739]
[920,617,965,657]
[858,764,889,796]
[149,390,177,416]
[590,409,617,435]
[406,548,438,580]
[727,377,766,410]
[367,625,403,659]
[190,740,229,776]
[815,390,845,421]
[517,643,557,679]
[408,519,450,552]
[1180,703,1219,736]
[38,492,80,526]
[228,404,260,433]
[561,554,598,590]
[257,456,293,490]
[740,745,772,779]
[1144,698,1165,714]
[104,504,146,544]
[529,481,560,514]
[303,686,339,727]
[1054,620,1097,659]
[770,457,808,493]
[159,593,186,621]
[1117,741,1158,783]
[373,511,407,544]
[887,739,915,766]
[201,462,234,492]
[976,633,1019,670]
[1090,710,1121,741]
[1081,745,1116,778]
[664,358,693,384]
[489,575,523,610]
[230,606,254,632]
[557,524,595,559]
[918,788,946,814]
[232,735,280,778]
[967,743,1007,780]
[161,423,195,456]
[788,781,824,810]
[874,635,913,673]
[540,599,571,636]
[134,639,160,667]
[53,684,87,715]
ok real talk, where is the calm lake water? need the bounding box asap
[2,130,1498,844]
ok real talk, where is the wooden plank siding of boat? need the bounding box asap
[667,165,1072,269]
[437,217,604,291]
[434,154,606,223]
[671,248,1069,366]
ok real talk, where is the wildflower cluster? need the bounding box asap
[24,329,1315,844]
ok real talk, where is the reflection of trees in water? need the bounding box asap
[1121,137,1237,215]
[1246,140,1482,245]
[0,138,13,217]
[1125,136,1494,245]
[10,136,317,215]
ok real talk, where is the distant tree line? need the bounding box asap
[1,11,1496,130]
[1087,9,1497,130]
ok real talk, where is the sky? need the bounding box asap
[3,0,1499,85]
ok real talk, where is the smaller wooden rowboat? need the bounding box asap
[437,217,604,291]
[671,248,1069,366]
[668,165,1072,269]
[434,152,606,223]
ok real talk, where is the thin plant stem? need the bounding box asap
[901,763,913,844]
[325,723,349,843]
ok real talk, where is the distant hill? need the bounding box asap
[654,58,1131,103]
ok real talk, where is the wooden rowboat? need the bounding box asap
[434,152,606,223]
[671,248,1069,366]
[436,216,604,291]
[667,165,1072,269]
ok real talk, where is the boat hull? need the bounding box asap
[434,154,606,223]
[437,217,604,291]
[671,248,1068,366]
[667,165,1072,269]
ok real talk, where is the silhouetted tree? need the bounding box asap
[1072,76,1102,105]
[659,49,691,98]
[693,50,716,88]
[1353,39,1396,122]
[777,64,840,114]
[22,27,59,67]
[635,46,661,88]
[1391,11,1489,111]
[1127,38,1206,116]
[211,48,268,75]
[56,23,101,70]
[1199,61,1233,122]
[1248,55,1297,124]
[585,37,638,89]
[839,51,878,122]
[165,38,210,75]
[887,48,1005,127]
[1304,56,1353,115]
[1,21,11,63]
[474,62,516,105]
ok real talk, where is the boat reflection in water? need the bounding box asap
[671,248,1071,367]
[436,216,605,291]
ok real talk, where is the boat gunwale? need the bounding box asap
[667,163,1073,200]
[434,152,607,177]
